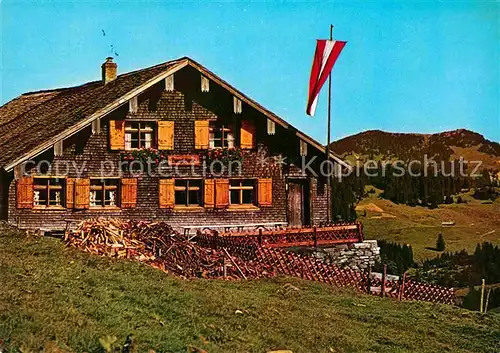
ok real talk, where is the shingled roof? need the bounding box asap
[0,58,184,169]
[0,57,347,171]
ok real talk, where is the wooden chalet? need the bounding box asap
[0,57,347,232]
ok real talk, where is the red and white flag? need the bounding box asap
[306,39,346,116]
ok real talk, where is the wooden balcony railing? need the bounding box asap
[197,222,364,249]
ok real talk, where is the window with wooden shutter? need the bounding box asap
[159,179,175,208]
[209,122,234,148]
[121,178,137,208]
[215,179,229,208]
[16,177,33,209]
[66,178,75,208]
[240,120,255,149]
[32,177,64,208]
[229,179,256,206]
[157,121,174,150]
[125,122,155,150]
[173,179,202,206]
[90,179,119,207]
[74,178,90,209]
[194,120,209,149]
[258,178,272,206]
[109,120,125,150]
[204,179,215,208]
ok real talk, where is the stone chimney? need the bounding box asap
[101,57,117,84]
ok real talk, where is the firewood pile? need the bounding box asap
[65,218,274,279]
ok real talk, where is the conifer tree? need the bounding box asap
[436,233,446,251]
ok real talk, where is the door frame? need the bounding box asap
[286,177,311,227]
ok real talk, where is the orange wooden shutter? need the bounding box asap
[109,120,125,150]
[240,120,255,149]
[121,178,137,208]
[204,179,215,208]
[74,178,90,209]
[159,179,175,208]
[66,178,75,209]
[16,177,33,209]
[157,121,174,150]
[215,179,229,208]
[194,120,209,149]
[258,178,272,206]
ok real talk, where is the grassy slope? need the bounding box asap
[1,227,500,352]
[358,190,500,261]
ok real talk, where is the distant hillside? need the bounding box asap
[331,129,500,170]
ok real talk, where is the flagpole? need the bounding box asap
[326,24,333,224]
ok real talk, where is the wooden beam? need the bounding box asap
[299,139,308,157]
[129,96,138,113]
[91,118,101,134]
[201,75,210,92]
[54,141,63,156]
[233,96,242,114]
[165,74,174,92]
[267,118,275,135]
[188,60,289,128]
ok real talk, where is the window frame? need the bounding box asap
[229,179,257,206]
[32,176,65,209]
[209,122,234,149]
[89,178,120,208]
[174,179,203,208]
[125,121,156,150]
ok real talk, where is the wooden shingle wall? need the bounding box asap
[6,67,331,230]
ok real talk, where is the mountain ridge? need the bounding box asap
[331,129,500,170]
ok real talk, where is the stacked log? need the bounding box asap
[65,218,274,279]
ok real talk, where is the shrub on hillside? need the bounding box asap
[436,233,446,251]
[418,242,500,288]
[375,240,414,275]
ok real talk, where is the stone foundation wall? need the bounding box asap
[312,240,380,271]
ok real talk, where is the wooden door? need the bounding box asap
[287,182,304,227]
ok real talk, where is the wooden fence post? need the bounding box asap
[399,272,407,301]
[367,265,372,294]
[480,278,485,313]
[381,264,387,298]
[313,227,318,248]
[484,288,491,314]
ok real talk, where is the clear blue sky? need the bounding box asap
[1,1,498,142]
